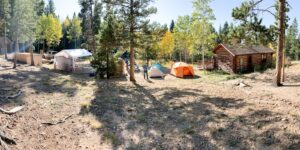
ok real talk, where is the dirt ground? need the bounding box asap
[1,58,300,150]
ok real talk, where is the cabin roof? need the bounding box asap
[213,44,275,56]
[0,37,12,44]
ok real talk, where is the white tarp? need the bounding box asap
[54,49,92,59]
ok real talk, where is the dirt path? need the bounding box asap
[1,59,300,149]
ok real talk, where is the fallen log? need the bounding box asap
[0,106,24,115]
[0,91,22,100]
[0,130,16,145]
[7,91,22,99]
[0,138,9,150]
[0,129,16,150]
[42,114,75,126]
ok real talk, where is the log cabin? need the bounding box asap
[213,44,274,73]
[0,37,12,54]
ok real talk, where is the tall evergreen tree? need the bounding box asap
[170,20,175,33]
[91,10,118,79]
[218,21,229,43]
[286,18,299,60]
[35,0,46,16]
[105,0,157,81]
[79,0,96,51]
[93,1,103,35]
[0,0,11,59]
[10,0,37,68]
[232,1,275,45]
[46,0,55,15]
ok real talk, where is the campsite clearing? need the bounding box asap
[1,59,300,149]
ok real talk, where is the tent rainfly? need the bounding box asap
[171,62,195,78]
[149,64,165,78]
[54,49,92,71]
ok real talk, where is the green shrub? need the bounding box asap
[91,50,117,79]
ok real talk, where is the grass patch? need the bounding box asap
[226,136,241,147]
[183,127,195,135]
[90,120,103,129]
[226,74,242,80]
[209,127,225,136]
[198,70,242,82]
[80,101,91,108]
[135,114,147,123]
[103,132,119,145]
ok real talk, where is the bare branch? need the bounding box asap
[252,8,276,17]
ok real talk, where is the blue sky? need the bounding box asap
[53,0,300,29]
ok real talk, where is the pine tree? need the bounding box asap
[232,1,275,45]
[0,0,11,59]
[10,0,37,68]
[91,10,118,79]
[93,1,103,35]
[170,20,175,33]
[46,0,55,15]
[36,0,45,16]
[105,0,157,81]
[79,0,96,51]
[286,18,298,60]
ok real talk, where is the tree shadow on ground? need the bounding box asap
[0,65,90,106]
[78,78,300,149]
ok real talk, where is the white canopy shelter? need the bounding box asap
[54,49,92,72]
[55,49,92,59]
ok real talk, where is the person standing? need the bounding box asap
[142,64,149,80]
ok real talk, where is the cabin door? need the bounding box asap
[248,55,254,72]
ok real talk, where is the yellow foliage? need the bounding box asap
[268,43,276,50]
[160,31,175,58]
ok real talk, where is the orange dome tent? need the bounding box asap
[171,62,195,78]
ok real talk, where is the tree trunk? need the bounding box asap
[30,39,35,66]
[202,50,205,69]
[180,51,182,62]
[4,20,7,60]
[184,49,187,63]
[129,44,135,82]
[129,0,135,82]
[13,39,19,69]
[146,58,150,66]
[274,0,285,86]
[106,48,110,79]
[41,40,45,56]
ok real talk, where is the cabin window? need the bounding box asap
[240,58,243,65]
